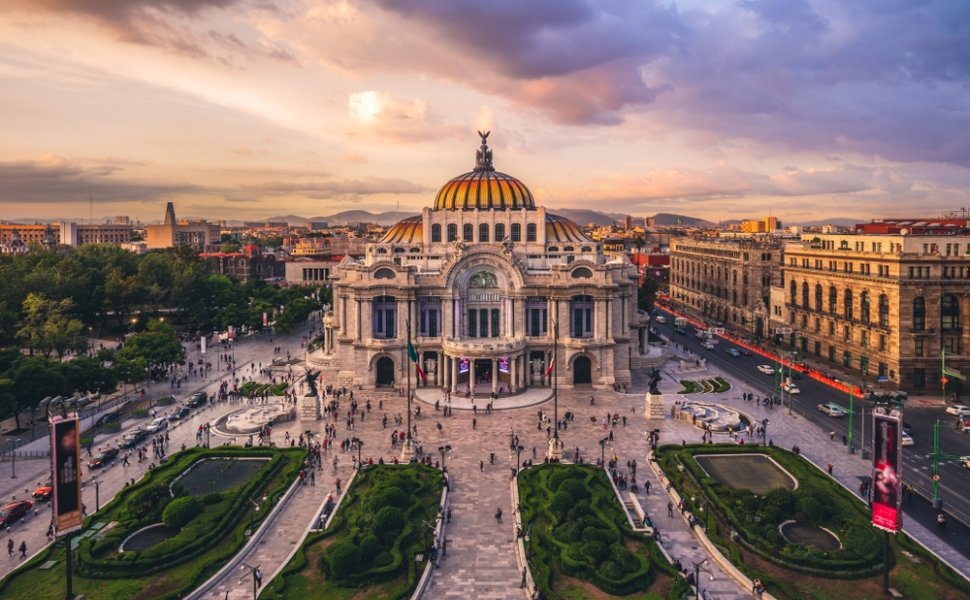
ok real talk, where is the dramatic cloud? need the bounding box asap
[0,158,200,202]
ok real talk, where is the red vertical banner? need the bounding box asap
[51,414,83,534]
[872,412,902,533]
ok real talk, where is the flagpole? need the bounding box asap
[553,316,559,443]
[406,317,412,446]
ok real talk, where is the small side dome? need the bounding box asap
[378,216,422,244]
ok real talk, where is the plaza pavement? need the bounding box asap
[3,325,969,598]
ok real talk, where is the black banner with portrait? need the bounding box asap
[51,415,82,534]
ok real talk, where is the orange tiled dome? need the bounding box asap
[433,132,535,211]
[378,215,422,244]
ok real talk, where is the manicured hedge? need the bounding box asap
[519,464,679,598]
[262,464,444,600]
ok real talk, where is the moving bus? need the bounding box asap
[673,317,688,335]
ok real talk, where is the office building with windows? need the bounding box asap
[781,232,970,393]
[311,134,645,391]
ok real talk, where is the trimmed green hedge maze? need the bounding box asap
[263,463,444,600]
[0,446,305,600]
[518,464,684,599]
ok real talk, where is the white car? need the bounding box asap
[146,417,168,433]
[757,365,775,375]
[960,456,970,470]
[901,431,914,447]
[654,315,666,324]
[783,382,800,395]
[945,404,970,417]
[817,403,846,417]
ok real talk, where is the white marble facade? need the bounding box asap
[311,133,649,391]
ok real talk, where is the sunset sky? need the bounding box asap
[1,0,968,224]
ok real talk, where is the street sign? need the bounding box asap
[708,327,725,335]
[774,327,793,335]
[932,473,941,482]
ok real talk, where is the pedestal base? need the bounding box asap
[645,392,665,420]
[299,393,320,422]
[546,437,564,461]
[401,438,416,462]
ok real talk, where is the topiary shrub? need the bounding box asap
[369,487,409,512]
[549,490,574,514]
[360,534,381,562]
[373,506,405,544]
[201,492,223,505]
[162,496,203,529]
[325,541,362,579]
[128,484,172,521]
[559,478,590,501]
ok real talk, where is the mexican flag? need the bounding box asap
[545,357,556,377]
[408,340,427,381]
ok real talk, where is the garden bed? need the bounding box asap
[518,464,687,600]
[262,464,444,600]
[0,446,305,600]
[656,444,970,599]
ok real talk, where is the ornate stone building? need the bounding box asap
[782,233,970,393]
[311,133,646,391]
[669,237,782,337]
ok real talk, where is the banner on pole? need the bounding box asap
[200,335,206,355]
[51,414,83,534]
[872,412,902,533]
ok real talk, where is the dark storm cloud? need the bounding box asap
[0,159,200,203]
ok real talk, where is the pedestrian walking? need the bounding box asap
[827,463,833,475]
[480,459,484,472]
[667,501,674,518]
[644,480,651,496]
[495,508,503,523]
[7,539,12,558]
[18,541,26,559]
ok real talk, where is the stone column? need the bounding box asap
[451,356,459,394]
[492,358,498,394]
[510,354,518,393]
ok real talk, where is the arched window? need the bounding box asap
[479,223,489,242]
[829,286,837,313]
[844,289,853,319]
[494,223,505,241]
[801,282,809,308]
[570,295,594,338]
[878,294,890,327]
[447,224,458,242]
[942,294,960,331]
[463,223,473,242]
[431,224,441,243]
[510,223,521,242]
[789,279,797,304]
[815,284,823,311]
[860,291,870,323]
[913,296,926,331]
[526,223,537,242]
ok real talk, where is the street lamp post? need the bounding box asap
[692,559,713,600]
[438,445,451,470]
[357,440,364,470]
[11,438,20,478]
[93,477,101,513]
[242,563,262,600]
[248,499,260,532]
[515,444,524,473]
[599,437,608,466]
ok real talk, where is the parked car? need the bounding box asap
[817,403,846,417]
[146,417,168,433]
[32,483,53,501]
[87,447,120,469]
[901,431,914,447]
[121,428,148,448]
[782,382,800,395]
[757,365,775,375]
[187,392,207,408]
[0,500,33,527]
[168,406,191,421]
[726,348,741,357]
[961,456,970,470]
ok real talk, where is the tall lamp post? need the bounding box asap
[248,498,261,532]
[357,440,364,470]
[599,437,608,466]
[514,444,524,474]
[242,563,262,600]
[10,438,20,478]
[438,445,451,470]
[93,476,101,513]
[546,314,563,460]
[692,558,713,600]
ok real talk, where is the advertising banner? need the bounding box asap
[498,356,510,373]
[51,414,83,534]
[872,412,902,533]
[200,335,206,355]
[459,357,470,374]
[263,312,269,328]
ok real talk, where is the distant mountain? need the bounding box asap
[795,217,860,227]
[651,213,715,227]
[548,208,626,227]
[268,211,419,226]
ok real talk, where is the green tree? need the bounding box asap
[16,293,84,358]
[11,356,69,427]
[117,319,186,378]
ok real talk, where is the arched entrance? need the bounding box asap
[573,356,592,385]
[376,356,394,387]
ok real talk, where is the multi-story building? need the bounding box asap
[741,216,782,233]
[146,202,221,250]
[0,222,131,247]
[669,237,782,337]
[781,233,970,393]
[310,133,646,391]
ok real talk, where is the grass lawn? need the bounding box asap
[694,454,796,495]
[0,446,305,600]
[262,463,444,600]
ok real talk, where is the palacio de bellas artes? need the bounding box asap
[310,132,651,396]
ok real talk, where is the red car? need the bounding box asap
[32,483,52,501]
[0,500,33,527]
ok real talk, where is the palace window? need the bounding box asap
[525,297,548,337]
[511,223,521,242]
[570,295,594,338]
[526,223,537,242]
[419,297,441,337]
[479,223,489,242]
[372,296,396,339]
[431,224,441,243]
[447,224,458,242]
[942,294,960,331]
[463,224,473,242]
[495,223,506,241]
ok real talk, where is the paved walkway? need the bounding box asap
[414,387,552,411]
